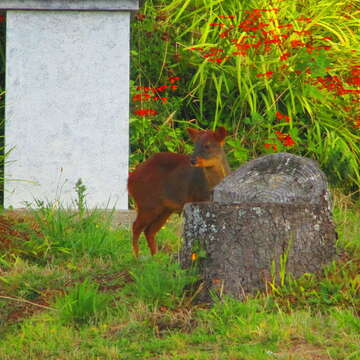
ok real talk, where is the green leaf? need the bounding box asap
[305,85,326,101]
[243,117,252,125]
[251,112,264,123]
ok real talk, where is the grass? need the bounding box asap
[0,194,359,359]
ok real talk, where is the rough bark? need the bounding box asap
[180,153,337,300]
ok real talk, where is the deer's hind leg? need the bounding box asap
[144,209,173,256]
[132,207,168,257]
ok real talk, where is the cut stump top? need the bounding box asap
[214,152,330,208]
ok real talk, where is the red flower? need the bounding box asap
[160,97,168,102]
[264,38,281,45]
[133,93,152,102]
[135,12,146,21]
[264,143,278,151]
[233,51,247,56]
[170,85,178,90]
[291,40,306,48]
[219,30,232,38]
[306,44,315,53]
[251,40,262,48]
[156,85,168,92]
[168,76,181,84]
[283,136,295,147]
[137,86,152,92]
[280,52,290,61]
[152,96,168,102]
[346,76,360,86]
[134,109,158,116]
[293,30,311,35]
[278,24,293,29]
[264,46,272,53]
[275,130,287,140]
[257,22,269,29]
[210,47,224,53]
[235,43,251,51]
[209,57,227,64]
[341,89,360,94]
[276,112,291,122]
[297,16,312,22]
[256,72,273,78]
[317,45,331,51]
[275,131,295,146]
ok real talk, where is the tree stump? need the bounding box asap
[180,153,337,300]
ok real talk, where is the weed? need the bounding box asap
[126,254,198,309]
[55,279,109,326]
[74,178,87,216]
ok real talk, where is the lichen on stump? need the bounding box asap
[180,153,337,300]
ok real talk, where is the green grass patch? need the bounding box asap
[0,193,359,359]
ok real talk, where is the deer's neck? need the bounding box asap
[202,152,230,189]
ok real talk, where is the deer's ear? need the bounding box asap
[214,126,227,145]
[187,128,201,142]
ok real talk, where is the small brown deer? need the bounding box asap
[127,127,230,256]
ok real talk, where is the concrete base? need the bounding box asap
[4,208,137,227]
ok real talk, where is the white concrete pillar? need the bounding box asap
[0,0,138,209]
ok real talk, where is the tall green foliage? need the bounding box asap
[130,0,360,193]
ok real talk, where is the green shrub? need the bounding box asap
[130,0,360,194]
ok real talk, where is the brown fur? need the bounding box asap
[128,127,230,256]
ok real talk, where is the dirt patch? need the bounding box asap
[95,271,133,292]
[2,289,60,325]
[0,211,41,250]
[276,340,331,360]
